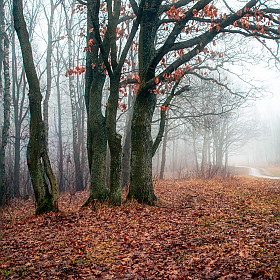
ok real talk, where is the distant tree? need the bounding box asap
[62,0,84,192]
[52,7,66,192]
[43,0,60,149]
[0,0,10,206]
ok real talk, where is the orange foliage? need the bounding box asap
[166,6,186,20]
[65,66,85,77]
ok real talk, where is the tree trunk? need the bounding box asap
[76,35,86,189]
[43,0,56,149]
[13,0,58,214]
[11,29,26,198]
[159,111,169,180]
[83,1,109,204]
[127,0,159,205]
[201,130,207,176]
[121,93,135,189]
[0,4,10,206]
[62,0,84,192]
[80,96,86,188]
[14,125,21,196]
[107,76,122,206]
[85,43,107,201]
[55,50,64,192]
[85,75,108,203]
[128,88,157,205]
[67,29,83,192]
[192,131,199,173]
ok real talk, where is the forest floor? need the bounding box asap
[0,176,280,280]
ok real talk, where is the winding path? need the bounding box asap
[236,166,280,180]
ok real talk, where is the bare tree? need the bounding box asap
[0,0,10,206]
[62,0,84,192]
[43,0,60,148]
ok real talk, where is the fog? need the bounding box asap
[1,0,280,201]
[232,79,280,167]
[151,68,280,178]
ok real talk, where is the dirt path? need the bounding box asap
[237,166,280,179]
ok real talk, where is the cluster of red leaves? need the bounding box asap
[120,73,140,97]
[166,6,186,21]
[1,176,279,279]
[233,7,279,35]
[65,66,85,77]
[198,4,218,19]
[162,68,185,85]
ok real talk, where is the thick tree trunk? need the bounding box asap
[128,88,157,205]
[85,74,108,203]
[13,0,58,214]
[127,0,159,205]
[0,7,10,206]
[84,55,108,203]
[107,76,122,206]
[84,0,110,205]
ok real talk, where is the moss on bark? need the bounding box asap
[13,0,58,214]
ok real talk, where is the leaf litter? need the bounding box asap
[0,176,280,279]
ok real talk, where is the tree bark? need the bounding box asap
[128,1,159,205]
[201,130,208,177]
[67,30,84,192]
[121,93,135,189]
[107,76,122,206]
[128,88,157,205]
[43,0,56,149]
[62,0,84,192]
[13,0,58,214]
[12,29,26,198]
[85,73,108,203]
[84,2,108,204]
[159,111,169,180]
[0,1,10,206]
[55,44,64,192]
